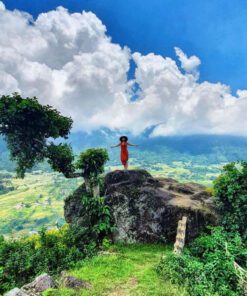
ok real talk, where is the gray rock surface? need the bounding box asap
[64,170,217,243]
[6,288,28,296]
[21,274,56,295]
[60,271,92,289]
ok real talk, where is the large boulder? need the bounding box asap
[64,170,217,243]
[105,170,217,243]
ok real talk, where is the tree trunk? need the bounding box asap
[84,177,91,194]
[93,183,100,197]
[84,177,99,197]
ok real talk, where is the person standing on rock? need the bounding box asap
[111,136,138,170]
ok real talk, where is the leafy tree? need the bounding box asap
[46,142,76,178]
[0,93,72,178]
[76,148,109,196]
[214,161,247,241]
[0,93,108,195]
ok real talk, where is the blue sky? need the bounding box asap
[3,0,247,94]
[1,0,246,136]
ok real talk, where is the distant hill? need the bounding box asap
[1,133,247,171]
[67,132,247,164]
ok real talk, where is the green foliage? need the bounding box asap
[0,225,95,294]
[101,238,112,250]
[157,162,247,295]
[0,93,109,186]
[46,143,75,178]
[214,161,247,240]
[79,194,113,245]
[0,192,113,294]
[42,288,57,296]
[76,148,109,194]
[157,227,247,296]
[76,148,109,179]
[0,234,37,292]
[0,93,72,178]
[0,223,96,293]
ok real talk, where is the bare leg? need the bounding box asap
[124,162,128,170]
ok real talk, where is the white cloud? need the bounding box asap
[0,2,246,137]
[0,1,5,11]
[0,4,130,128]
[175,47,201,74]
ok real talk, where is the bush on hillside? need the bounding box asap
[157,227,247,296]
[213,161,247,241]
[0,194,113,294]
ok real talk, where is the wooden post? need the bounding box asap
[174,216,187,255]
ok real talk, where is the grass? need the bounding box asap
[45,244,187,296]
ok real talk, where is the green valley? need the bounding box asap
[0,171,83,237]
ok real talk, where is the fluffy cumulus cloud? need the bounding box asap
[0,3,130,128]
[0,2,246,137]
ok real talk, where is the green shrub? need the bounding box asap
[0,194,113,294]
[76,148,109,177]
[214,161,247,241]
[76,148,109,195]
[0,227,87,294]
[79,194,113,244]
[157,227,247,296]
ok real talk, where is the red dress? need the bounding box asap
[120,142,128,165]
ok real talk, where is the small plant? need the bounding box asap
[42,288,57,296]
[101,238,112,250]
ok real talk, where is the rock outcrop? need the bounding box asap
[60,271,92,290]
[6,274,56,296]
[22,274,56,295]
[64,170,217,243]
[6,273,91,296]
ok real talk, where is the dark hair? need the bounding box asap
[119,136,128,142]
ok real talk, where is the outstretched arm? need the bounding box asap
[111,143,121,148]
[127,142,138,147]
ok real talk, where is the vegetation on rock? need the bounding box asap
[76,148,109,196]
